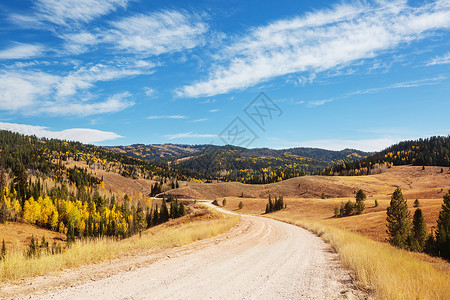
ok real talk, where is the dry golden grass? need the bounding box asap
[0,207,239,282]
[167,166,450,200]
[0,222,66,253]
[269,216,450,300]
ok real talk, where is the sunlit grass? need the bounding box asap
[270,216,450,300]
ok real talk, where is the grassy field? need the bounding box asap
[0,205,239,282]
[214,166,450,300]
[0,222,66,253]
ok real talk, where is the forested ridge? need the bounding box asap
[0,130,190,249]
[110,144,370,183]
[322,136,450,176]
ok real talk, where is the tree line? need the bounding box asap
[386,188,450,260]
[322,136,450,176]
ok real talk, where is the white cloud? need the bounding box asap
[60,10,208,56]
[192,118,208,122]
[56,63,152,97]
[0,65,141,115]
[178,0,450,97]
[0,70,60,110]
[427,52,450,65]
[105,10,208,55]
[12,0,128,27]
[306,75,446,106]
[0,43,45,60]
[147,115,186,120]
[0,122,122,144]
[209,109,219,112]
[39,92,134,116]
[165,131,217,140]
[143,87,156,97]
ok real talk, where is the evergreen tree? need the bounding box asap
[355,189,366,214]
[179,202,186,217]
[170,198,179,219]
[135,203,147,237]
[413,199,420,208]
[146,207,152,228]
[344,200,354,216]
[339,202,345,217]
[386,188,411,249]
[238,201,244,209]
[152,204,159,225]
[435,191,450,259]
[374,199,378,207]
[27,236,39,258]
[159,198,169,222]
[411,208,427,252]
[1,239,6,260]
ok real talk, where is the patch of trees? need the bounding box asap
[386,188,450,260]
[323,136,450,176]
[334,189,366,217]
[265,195,286,213]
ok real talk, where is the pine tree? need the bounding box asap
[135,203,147,237]
[1,239,6,260]
[339,202,345,217]
[411,208,427,252]
[355,189,366,214]
[146,207,152,228]
[152,204,159,225]
[386,188,411,249]
[435,191,450,259]
[159,198,169,223]
[179,202,186,217]
[238,201,243,209]
[413,199,420,208]
[344,200,354,216]
[170,198,179,219]
[374,199,378,207]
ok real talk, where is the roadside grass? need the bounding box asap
[269,216,450,300]
[0,206,239,282]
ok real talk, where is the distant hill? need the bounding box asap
[323,136,450,175]
[109,144,371,183]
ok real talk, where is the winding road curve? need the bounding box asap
[5,203,365,299]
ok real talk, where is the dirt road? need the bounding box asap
[4,204,365,299]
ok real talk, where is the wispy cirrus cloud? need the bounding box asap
[10,0,129,27]
[427,52,450,66]
[0,122,122,144]
[39,92,134,116]
[306,75,447,106]
[62,10,208,56]
[0,60,149,115]
[178,0,450,98]
[0,43,45,60]
[147,115,186,120]
[165,131,217,140]
[192,118,208,122]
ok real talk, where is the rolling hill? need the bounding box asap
[109,144,371,183]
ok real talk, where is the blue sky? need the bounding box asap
[0,0,449,151]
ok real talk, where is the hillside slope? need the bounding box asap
[166,165,450,200]
[109,144,371,183]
